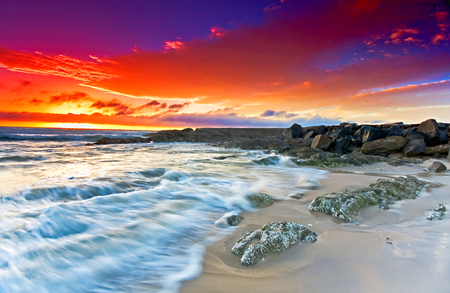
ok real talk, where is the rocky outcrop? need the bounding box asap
[427,161,447,173]
[426,204,446,220]
[231,222,318,266]
[89,137,151,145]
[309,176,426,222]
[90,120,450,163]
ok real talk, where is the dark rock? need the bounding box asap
[89,136,152,145]
[315,125,328,135]
[335,126,354,139]
[387,126,406,137]
[281,123,303,139]
[361,136,407,155]
[362,128,390,143]
[426,204,446,220]
[418,119,444,147]
[231,222,318,266]
[354,126,373,139]
[245,193,275,207]
[181,128,194,132]
[332,136,352,154]
[309,176,425,222]
[311,134,332,150]
[427,161,447,173]
[403,139,425,157]
[406,131,425,143]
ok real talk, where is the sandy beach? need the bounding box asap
[181,159,450,293]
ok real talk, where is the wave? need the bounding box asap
[0,127,150,142]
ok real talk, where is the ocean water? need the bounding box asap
[0,127,326,293]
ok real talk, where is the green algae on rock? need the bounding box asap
[245,193,275,207]
[231,222,318,266]
[309,176,426,222]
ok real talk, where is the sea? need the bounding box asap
[0,127,326,293]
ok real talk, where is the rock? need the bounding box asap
[426,204,446,220]
[427,161,447,173]
[221,138,270,150]
[315,125,328,135]
[297,180,320,190]
[418,119,444,147]
[231,222,318,266]
[362,128,390,143]
[288,193,304,199]
[361,136,407,155]
[448,151,450,160]
[181,127,194,132]
[335,126,354,139]
[311,135,332,151]
[89,136,152,145]
[280,123,303,139]
[403,139,425,157]
[354,126,373,139]
[304,131,316,139]
[215,214,244,227]
[423,143,450,155]
[309,176,426,222]
[387,126,406,137]
[245,193,275,207]
[331,136,352,154]
[252,155,281,165]
[406,131,425,143]
[418,119,440,135]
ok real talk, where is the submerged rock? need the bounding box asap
[427,161,447,173]
[231,222,318,266]
[215,214,244,227]
[245,193,275,207]
[426,204,446,220]
[309,176,426,222]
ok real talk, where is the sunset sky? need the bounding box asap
[0,0,449,130]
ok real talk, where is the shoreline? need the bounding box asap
[180,159,450,293]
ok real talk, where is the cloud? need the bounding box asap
[11,80,36,92]
[260,110,298,119]
[0,0,448,118]
[49,91,90,104]
[90,98,134,115]
[30,98,44,105]
[0,110,340,128]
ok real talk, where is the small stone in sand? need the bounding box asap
[427,161,447,173]
[426,204,446,221]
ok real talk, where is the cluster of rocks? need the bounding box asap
[309,176,426,222]
[90,119,449,168]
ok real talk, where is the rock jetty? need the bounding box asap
[90,119,450,165]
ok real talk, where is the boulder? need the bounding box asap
[280,123,303,139]
[387,126,406,137]
[362,128,390,143]
[418,119,440,135]
[403,139,425,157]
[361,136,407,155]
[245,193,275,207]
[311,134,332,150]
[315,125,328,135]
[231,222,318,266]
[332,136,352,154]
[427,161,447,173]
[215,214,243,227]
[426,204,446,220]
[405,131,425,143]
[309,176,425,222]
[354,126,372,139]
[304,131,316,139]
[423,143,450,155]
[335,126,354,139]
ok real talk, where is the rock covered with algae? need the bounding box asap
[245,193,275,207]
[231,222,318,266]
[309,175,426,222]
[426,204,446,220]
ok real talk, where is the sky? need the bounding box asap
[0,0,449,130]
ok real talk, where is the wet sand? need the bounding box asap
[181,159,450,293]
